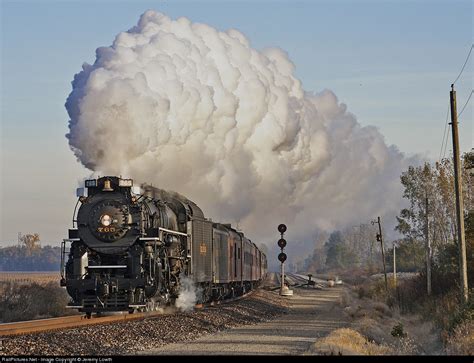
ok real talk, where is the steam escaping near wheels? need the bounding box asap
[65,10,414,246]
[175,277,203,312]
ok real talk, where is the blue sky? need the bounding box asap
[1,0,472,245]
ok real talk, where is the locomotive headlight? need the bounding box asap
[100,214,112,227]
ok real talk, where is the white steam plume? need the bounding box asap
[66,10,412,246]
[175,277,201,312]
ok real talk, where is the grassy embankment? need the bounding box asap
[308,269,473,355]
[0,272,77,323]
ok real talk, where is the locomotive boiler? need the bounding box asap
[61,176,267,316]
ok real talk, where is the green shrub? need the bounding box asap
[391,322,407,338]
[0,281,75,322]
[446,291,474,334]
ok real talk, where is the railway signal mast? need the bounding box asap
[277,224,293,296]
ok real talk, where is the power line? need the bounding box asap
[440,46,473,162]
[453,44,473,85]
[442,123,450,160]
[439,105,450,162]
[440,88,473,162]
[458,90,474,119]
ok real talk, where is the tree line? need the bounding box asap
[300,151,473,288]
[0,234,61,271]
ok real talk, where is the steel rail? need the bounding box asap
[0,311,160,337]
[0,289,256,337]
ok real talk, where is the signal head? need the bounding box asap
[277,238,287,249]
[278,224,287,234]
[278,252,287,263]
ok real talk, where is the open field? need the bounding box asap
[0,272,60,285]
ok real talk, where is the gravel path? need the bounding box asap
[0,289,288,356]
[140,286,348,355]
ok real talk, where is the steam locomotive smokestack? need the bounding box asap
[65,10,413,245]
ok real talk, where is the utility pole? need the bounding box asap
[372,217,388,291]
[393,242,397,287]
[450,84,469,303]
[425,194,432,295]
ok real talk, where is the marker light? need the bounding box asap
[85,179,97,187]
[119,179,133,187]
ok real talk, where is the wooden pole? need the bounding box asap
[426,195,432,295]
[450,84,469,303]
[393,243,397,287]
[377,217,388,291]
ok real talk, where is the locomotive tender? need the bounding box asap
[61,176,267,315]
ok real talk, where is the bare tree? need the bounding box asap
[20,234,40,256]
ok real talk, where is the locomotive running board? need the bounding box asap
[86,265,127,269]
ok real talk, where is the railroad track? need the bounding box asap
[293,273,327,284]
[268,272,328,290]
[273,272,309,287]
[0,290,255,337]
[0,311,159,337]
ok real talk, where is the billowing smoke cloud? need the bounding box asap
[66,10,411,247]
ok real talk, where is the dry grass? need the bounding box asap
[0,272,59,285]
[315,272,470,355]
[309,328,393,355]
[0,281,76,322]
[354,316,394,345]
[446,319,474,355]
[317,283,443,355]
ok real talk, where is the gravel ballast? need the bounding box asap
[1,289,289,356]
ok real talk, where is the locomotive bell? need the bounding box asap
[102,179,113,192]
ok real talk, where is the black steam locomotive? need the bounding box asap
[61,176,267,315]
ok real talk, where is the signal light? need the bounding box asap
[278,252,287,263]
[277,238,287,249]
[278,224,287,234]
